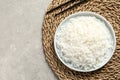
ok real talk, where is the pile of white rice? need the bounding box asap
[56,16,114,70]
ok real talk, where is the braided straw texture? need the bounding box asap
[42,0,120,80]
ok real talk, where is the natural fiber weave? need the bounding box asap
[42,0,120,79]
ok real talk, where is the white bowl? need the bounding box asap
[54,11,116,72]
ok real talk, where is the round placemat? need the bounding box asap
[42,0,120,79]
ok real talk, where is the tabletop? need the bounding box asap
[0,0,57,80]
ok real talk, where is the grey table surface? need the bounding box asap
[0,0,57,80]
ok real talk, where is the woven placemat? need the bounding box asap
[42,0,120,79]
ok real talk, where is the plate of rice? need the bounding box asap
[54,11,116,72]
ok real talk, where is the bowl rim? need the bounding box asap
[54,11,116,72]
